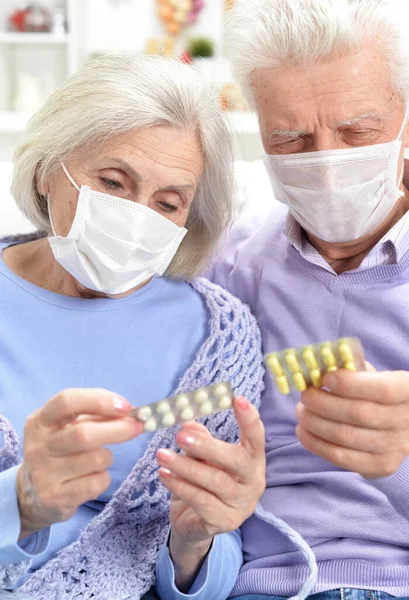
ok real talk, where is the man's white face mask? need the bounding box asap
[263,113,408,243]
[48,163,187,295]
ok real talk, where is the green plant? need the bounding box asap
[187,37,215,58]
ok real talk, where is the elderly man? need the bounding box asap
[160,1,409,600]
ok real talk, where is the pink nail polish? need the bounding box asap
[178,433,196,446]
[159,467,173,477]
[157,449,173,463]
[113,396,130,413]
[236,396,250,410]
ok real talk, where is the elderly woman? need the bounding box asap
[0,55,266,600]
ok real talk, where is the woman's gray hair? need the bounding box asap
[226,0,409,105]
[11,54,233,280]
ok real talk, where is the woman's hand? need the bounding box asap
[17,388,142,539]
[156,396,266,591]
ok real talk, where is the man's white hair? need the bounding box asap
[226,0,409,104]
[12,54,233,280]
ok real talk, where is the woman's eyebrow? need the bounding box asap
[102,158,195,202]
[103,157,143,181]
[161,184,195,205]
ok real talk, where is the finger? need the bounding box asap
[40,388,132,427]
[179,421,212,436]
[295,404,400,454]
[156,449,239,507]
[300,388,407,430]
[322,370,409,405]
[296,425,403,479]
[159,468,235,531]
[175,428,251,481]
[48,417,142,455]
[63,471,111,507]
[234,397,265,459]
[58,448,114,481]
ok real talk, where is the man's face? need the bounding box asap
[254,46,408,161]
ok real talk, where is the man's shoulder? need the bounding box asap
[208,204,289,303]
[224,203,288,265]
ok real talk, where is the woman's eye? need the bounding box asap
[100,177,123,190]
[158,201,178,213]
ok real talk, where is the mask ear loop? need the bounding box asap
[48,163,81,236]
[61,162,81,192]
[396,108,408,187]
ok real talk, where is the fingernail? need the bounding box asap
[159,467,173,477]
[295,403,304,420]
[113,396,131,413]
[236,396,250,410]
[322,374,336,392]
[178,432,196,446]
[157,449,173,463]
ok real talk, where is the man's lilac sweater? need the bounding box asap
[210,205,409,598]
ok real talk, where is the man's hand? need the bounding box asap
[296,366,409,479]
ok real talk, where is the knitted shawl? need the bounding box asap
[0,277,264,600]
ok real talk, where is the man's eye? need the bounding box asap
[100,178,123,190]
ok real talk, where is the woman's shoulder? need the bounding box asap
[192,277,259,339]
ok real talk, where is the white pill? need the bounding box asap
[137,406,152,421]
[175,394,190,409]
[194,388,209,403]
[199,401,214,416]
[156,401,171,414]
[144,417,158,432]
[218,395,233,410]
[180,407,195,421]
[161,412,176,427]
[213,383,230,397]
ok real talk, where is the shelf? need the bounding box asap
[0,33,72,45]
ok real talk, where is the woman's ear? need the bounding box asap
[35,171,50,197]
[404,121,409,148]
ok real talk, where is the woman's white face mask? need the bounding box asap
[263,113,408,243]
[48,164,187,295]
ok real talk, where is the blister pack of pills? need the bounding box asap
[131,382,234,432]
[265,337,365,395]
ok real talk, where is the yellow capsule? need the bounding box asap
[285,351,301,373]
[276,375,290,395]
[344,361,356,371]
[302,347,319,369]
[338,342,354,364]
[266,354,284,377]
[321,345,337,368]
[327,365,338,373]
[293,372,307,392]
[310,369,322,388]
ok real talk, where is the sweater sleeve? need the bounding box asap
[370,457,409,521]
[155,530,243,600]
[0,465,50,588]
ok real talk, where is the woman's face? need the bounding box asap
[44,126,205,237]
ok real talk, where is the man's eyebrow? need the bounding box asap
[265,112,387,139]
[336,112,386,127]
[265,128,309,140]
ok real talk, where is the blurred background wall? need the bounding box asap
[0,0,263,163]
